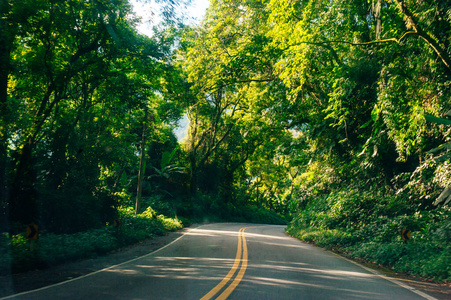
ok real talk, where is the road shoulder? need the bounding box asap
[0,228,189,298]
[284,231,450,300]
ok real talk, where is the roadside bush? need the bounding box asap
[289,194,329,229]
[0,207,183,275]
[0,233,11,274]
[288,183,451,282]
[347,240,450,281]
[176,192,287,224]
[116,206,182,245]
[348,242,406,266]
[240,205,287,225]
[287,227,356,249]
[142,195,177,218]
[326,188,374,228]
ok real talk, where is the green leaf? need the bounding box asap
[424,114,451,126]
[360,120,372,129]
[433,187,451,206]
[161,145,179,169]
[433,152,451,163]
[120,171,128,186]
[427,142,451,154]
[371,106,380,122]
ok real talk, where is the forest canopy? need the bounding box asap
[1,0,450,281]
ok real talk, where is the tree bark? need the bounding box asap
[0,0,11,231]
[372,0,382,40]
[135,107,148,215]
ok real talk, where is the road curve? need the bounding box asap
[1,223,436,299]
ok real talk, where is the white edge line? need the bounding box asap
[331,252,438,300]
[1,229,191,300]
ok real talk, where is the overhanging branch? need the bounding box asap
[394,0,451,70]
[288,27,450,71]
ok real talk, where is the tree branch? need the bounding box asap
[394,0,451,70]
[287,31,416,50]
[288,25,450,71]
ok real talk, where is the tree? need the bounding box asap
[179,0,451,215]
[2,0,188,232]
[178,0,301,211]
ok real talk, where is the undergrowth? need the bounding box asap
[0,198,285,275]
[0,207,182,275]
[177,193,287,225]
[287,185,451,282]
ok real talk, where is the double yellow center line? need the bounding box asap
[200,227,249,300]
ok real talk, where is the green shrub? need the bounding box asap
[0,233,12,273]
[348,242,406,266]
[287,183,451,282]
[175,192,287,224]
[0,207,183,275]
[287,227,357,249]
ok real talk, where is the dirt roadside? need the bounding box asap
[1,225,450,299]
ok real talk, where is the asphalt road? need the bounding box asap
[1,223,437,299]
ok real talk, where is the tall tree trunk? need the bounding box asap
[189,153,197,195]
[0,0,11,232]
[9,140,38,227]
[372,0,382,40]
[256,182,259,207]
[135,107,148,215]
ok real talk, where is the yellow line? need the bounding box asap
[216,228,248,300]
[200,228,244,300]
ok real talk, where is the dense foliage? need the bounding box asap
[178,0,451,281]
[0,207,182,274]
[1,0,450,281]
